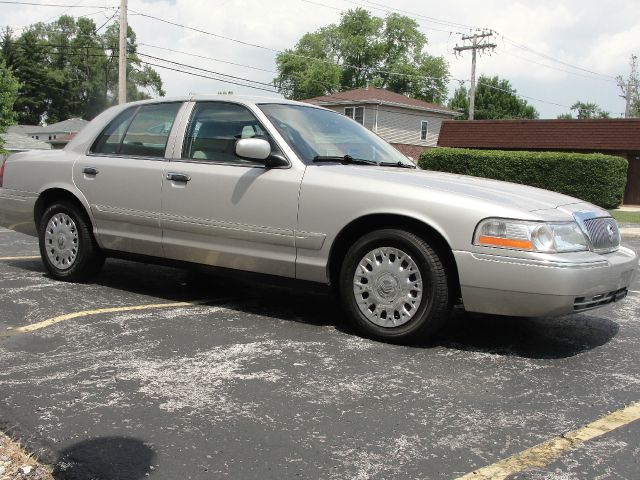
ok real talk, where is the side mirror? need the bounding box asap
[235,138,289,168]
[235,138,271,161]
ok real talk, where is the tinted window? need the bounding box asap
[91,107,136,154]
[91,103,181,157]
[183,102,273,164]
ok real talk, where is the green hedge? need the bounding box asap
[418,147,628,209]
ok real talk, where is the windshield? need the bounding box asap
[258,104,415,167]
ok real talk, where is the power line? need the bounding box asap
[496,47,617,83]
[128,9,277,52]
[2,3,576,112]
[335,0,618,82]
[128,8,455,84]
[5,7,115,33]
[349,0,479,30]
[138,42,277,74]
[137,60,281,95]
[136,53,279,89]
[39,0,91,24]
[95,6,118,32]
[500,35,616,80]
[12,40,569,110]
[301,0,465,34]
[476,80,570,109]
[0,1,112,7]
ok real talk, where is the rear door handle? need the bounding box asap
[83,166,99,175]
[166,172,191,183]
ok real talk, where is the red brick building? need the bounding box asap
[437,119,640,205]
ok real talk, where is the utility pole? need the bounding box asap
[617,54,638,118]
[118,0,127,105]
[454,30,497,120]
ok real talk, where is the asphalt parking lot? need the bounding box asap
[0,226,639,480]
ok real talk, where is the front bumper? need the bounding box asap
[454,247,638,317]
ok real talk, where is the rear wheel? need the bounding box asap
[339,229,451,342]
[38,201,104,281]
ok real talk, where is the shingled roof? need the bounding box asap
[304,87,457,115]
[437,119,640,151]
[1,133,52,151]
[8,117,88,135]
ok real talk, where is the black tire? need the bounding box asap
[339,229,452,342]
[38,201,104,282]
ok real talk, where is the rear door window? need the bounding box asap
[91,103,181,158]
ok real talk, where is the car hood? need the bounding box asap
[333,166,584,212]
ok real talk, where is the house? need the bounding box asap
[8,117,89,150]
[1,132,52,161]
[303,87,459,158]
[437,119,640,205]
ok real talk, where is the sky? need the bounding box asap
[1,0,640,118]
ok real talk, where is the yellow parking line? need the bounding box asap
[456,401,640,480]
[2,299,218,337]
[7,222,31,230]
[0,255,40,261]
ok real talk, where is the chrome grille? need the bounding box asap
[582,217,620,252]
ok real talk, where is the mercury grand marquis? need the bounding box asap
[0,96,637,341]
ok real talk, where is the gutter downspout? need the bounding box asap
[374,103,379,134]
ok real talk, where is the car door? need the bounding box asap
[161,101,304,278]
[73,102,184,257]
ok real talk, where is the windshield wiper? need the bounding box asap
[378,161,416,169]
[312,155,378,166]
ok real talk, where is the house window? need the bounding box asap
[344,106,364,125]
[420,121,428,141]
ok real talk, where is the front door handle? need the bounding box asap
[83,166,99,175]
[166,172,191,183]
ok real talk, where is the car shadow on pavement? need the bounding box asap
[10,258,620,359]
[52,436,155,480]
[430,308,619,360]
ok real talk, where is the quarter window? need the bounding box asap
[420,120,428,141]
[183,102,274,164]
[91,103,181,157]
[344,106,364,125]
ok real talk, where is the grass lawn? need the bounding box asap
[609,210,640,224]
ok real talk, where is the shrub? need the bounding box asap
[418,147,628,209]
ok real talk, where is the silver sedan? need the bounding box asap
[0,96,637,342]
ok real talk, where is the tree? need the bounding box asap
[8,30,50,125]
[617,54,640,117]
[0,58,19,151]
[448,75,538,120]
[102,22,165,104]
[0,16,165,125]
[274,8,449,103]
[558,101,610,119]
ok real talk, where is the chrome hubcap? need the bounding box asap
[353,247,423,328]
[44,213,79,270]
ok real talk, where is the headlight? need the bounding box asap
[474,218,588,253]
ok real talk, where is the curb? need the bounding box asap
[620,227,640,237]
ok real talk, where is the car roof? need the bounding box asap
[122,94,323,108]
[65,95,331,154]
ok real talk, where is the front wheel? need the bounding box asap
[38,201,104,282]
[339,229,452,342]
